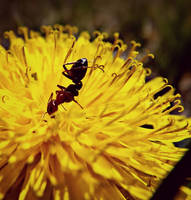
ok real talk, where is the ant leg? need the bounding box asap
[62,64,73,80]
[62,71,73,80]
[61,104,67,111]
[63,64,69,72]
[57,84,66,90]
[73,99,84,109]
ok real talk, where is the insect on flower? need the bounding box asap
[47,58,88,115]
[47,82,83,115]
[1,26,191,200]
[47,58,104,116]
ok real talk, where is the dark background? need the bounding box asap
[1,0,191,116]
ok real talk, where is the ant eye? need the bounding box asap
[80,58,87,65]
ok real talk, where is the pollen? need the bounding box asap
[0,25,190,200]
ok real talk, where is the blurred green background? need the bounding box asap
[0,0,191,115]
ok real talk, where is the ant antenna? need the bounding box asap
[63,61,77,66]
[87,64,105,72]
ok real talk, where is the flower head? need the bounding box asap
[0,25,190,200]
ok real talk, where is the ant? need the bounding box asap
[47,58,88,116]
[47,82,83,115]
[47,58,104,116]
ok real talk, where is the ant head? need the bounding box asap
[47,93,58,115]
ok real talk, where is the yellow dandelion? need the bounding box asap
[0,25,190,200]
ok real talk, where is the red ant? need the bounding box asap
[47,58,104,116]
[47,83,83,115]
[47,58,88,116]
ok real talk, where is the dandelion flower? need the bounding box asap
[0,25,190,200]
